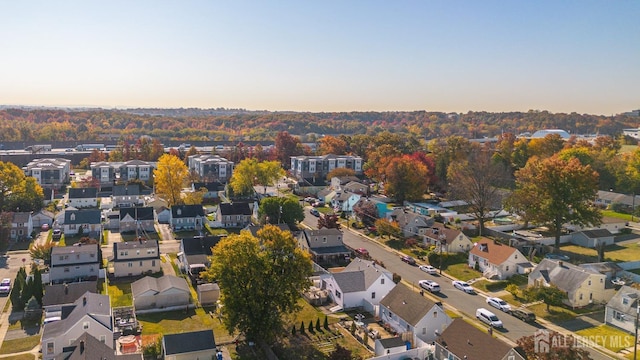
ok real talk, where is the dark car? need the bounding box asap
[511,308,536,322]
[310,209,320,217]
[401,255,416,265]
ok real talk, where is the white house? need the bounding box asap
[605,286,640,334]
[321,258,396,312]
[379,284,452,348]
[112,240,161,278]
[423,222,473,253]
[62,209,102,238]
[468,239,531,280]
[131,275,190,311]
[67,187,98,209]
[50,244,100,283]
[31,209,54,229]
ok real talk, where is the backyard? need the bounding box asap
[560,241,640,262]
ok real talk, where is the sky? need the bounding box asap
[0,1,638,115]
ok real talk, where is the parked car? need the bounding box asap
[486,297,511,312]
[310,209,320,217]
[0,279,11,294]
[304,197,316,203]
[52,229,62,240]
[41,223,50,231]
[400,255,416,265]
[452,280,475,294]
[476,308,503,328]
[418,280,440,293]
[312,200,325,207]
[355,248,370,258]
[511,308,536,322]
[419,265,437,274]
[545,253,570,261]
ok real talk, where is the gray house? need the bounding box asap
[43,281,98,322]
[571,229,615,248]
[170,205,205,231]
[162,329,217,360]
[605,286,640,334]
[50,244,100,283]
[131,275,191,311]
[118,207,155,234]
[216,202,252,228]
[10,212,33,240]
[62,209,102,238]
[298,229,350,265]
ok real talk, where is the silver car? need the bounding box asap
[486,297,511,312]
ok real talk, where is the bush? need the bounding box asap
[392,273,402,284]
[506,283,520,299]
[405,238,418,247]
[485,281,508,292]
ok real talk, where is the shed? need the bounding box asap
[197,283,220,306]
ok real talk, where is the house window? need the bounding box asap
[381,278,385,284]
[152,260,156,267]
[323,237,327,243]
[335,290,341,299]
[83,321,89,330]
[406,324,410,331]
[614,310,625,321]
[506,266,509,272]
[433,311,438,318]
[371,292,375,299]
[90,253,95,258]
[140,261,143,267]
[600,278,603,283]
[590,293,593,300]
[623,298,630,305]
[579,294,583,300]
[76,254,80,259]
[59,256,64,261]
[588,280,591,286]
[515,254,518,259]
[128,262,133,268]
[100,335,106,343]
[64,267,70,273]
[136,250,140,255]
[47,342,54,355]
[422,327,426,334]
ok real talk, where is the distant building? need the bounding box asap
[529,129,571,139]
[290,154,363,180]
[23,158,71,189]
[187,155,234,182]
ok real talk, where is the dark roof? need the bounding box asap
[580,229,613,238]
[64,209,101,224]
[12,212,31,223]
[379,284,438,326]
[219,202,252,216]
[55,332,142,360]
[43,282,98,307]
[310,245,350,254]
[119,207,154,221]
[378,337,406,349]
[113,184,141,196]
[171,205,205,218]
[51,244,99,256]
[68,187,98,199]
[43,292,112,339]
[163,329,216,355]
[181,236,222,256]
[436,318,514,360]
[193,182,225,192]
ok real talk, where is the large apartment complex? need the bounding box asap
[290,154,363,180]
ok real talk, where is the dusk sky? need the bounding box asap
[1,1,638,115]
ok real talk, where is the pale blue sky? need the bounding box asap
[0,1,638,114]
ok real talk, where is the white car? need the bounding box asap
[486,297,511,312]
[419,265,437,274]
[452,280,475,294]
[0,279,11,295]
[418,280,441,293]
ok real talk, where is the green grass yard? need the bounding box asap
[445,263,482,282]
[560,242,640,262]
[108,282,133,307]
[576,325,634,353]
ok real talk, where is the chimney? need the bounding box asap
[80,340,85,354]
[559,261,564,267]
[82,296,87,306]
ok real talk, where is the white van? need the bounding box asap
[476,308,503,328]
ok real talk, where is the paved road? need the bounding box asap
[301,208,615,360]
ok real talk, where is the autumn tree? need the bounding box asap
[506,155,601,250]
[29,239,55,264]
[428,136,472,188]
[318,214,341,230]
[383,155,430,203]
[374,218,401,239]
[183,188,207,205]
[258,196,304,227]
[230,158,285,196]
[353,200,378,227]
[153,154,189,207]
[318,135,348,155]
[363,144,401,181]
[201,225,312,343]
[447,146,507,235]
[527,133,566,159]
[0,161,44,212]
[326,167,356,181]
[275,131,304,168]
[517,331,592,360]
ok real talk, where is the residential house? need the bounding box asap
[373,337,407,357]
[424,222,473,253]
[118,207,155,234]
[434,318,525,360]
[91,161,117,187]
[294,177,328,196]
[43,282,98,323]
[62,210,102,238]
[50,244,100,283]
[67,188,98,209]
[321,258,396,311]
[468,239,531,280]
[131,275,190,310]
[144,195,168,213]
[596,190,639,211]
[330,176,361,190]
[170,205,205,231]
[342,181,369,195]
[162,329,217,360]
[290,154,363,180]
[112,240,160,278]
[388,209,434,240]
[187,154,234,182]
[178,236,222,276]
[112,184,143,208]
[378,284,452,348]
[528,259,617,307]
[605,286,640,334]
[192,181,225,201]
[571,229,615,248]
[43,188,55,205]
[104,210,120,231]
[53,332,142,359]
[23,158,71,189]
[9,212,33,240]
[155,207,171,224]
[32,209,55,229]
[118,160,155,183]
[216,202,252,228]
[41,292,113,360]
[298,229,351,265]
[330,191,361,213]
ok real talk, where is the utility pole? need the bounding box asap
[634,303,639,360]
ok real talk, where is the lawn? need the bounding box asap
[121,232,161,242]
[445,263,482,282]
[108,282,133,307]
[0,335,41,354]
[561,242,640,262]
[601,210,633,221]
[138,307,235,343]
[576,325,634,353]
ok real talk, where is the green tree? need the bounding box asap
[10,267,26,311]
[256,160,285,194]
[231,159,284,196]
[506,155,601,250]
[517,331,592,360]
[505,283,520,300]
[32,266,44,306]
[0,161,44,212]
[374,218,401,239]
[258,196,304,227]
[201,225,312,343]
[154,154,189,207]
[447,146,507,236]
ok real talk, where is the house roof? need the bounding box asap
[51,244,99,256]
[131,275,190,298]
[34,209,55,218]
[43,292,111,339]
[55,332,142,360]
[181,236,222,256]
[311,245,350,254]
[436,318,513,360]
[113,184,141,196]
[378,337,406,349]
[303,228,343,237]
[333,259,391,293]
[197,283,220,292]
[12,212,31,223]
[389,209,434,230]
[119,207,154,221]
[43,282,98,307]
[68,187,98,199]
[64,209,101,225]
[171,205,205,218]
[607,286,640,317]
[342,181,367,192]
[193,182,225,192]
[163,329,216,355]
[334,176,360,185]
[579,229,613,239]
[469,239,517,265]
[531,259,599,293]
[579,262,623,274]
[379,284,439,327]
[219,202,252,216]
[423,222,464,245]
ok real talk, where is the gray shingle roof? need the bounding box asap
[163,329,216,355]
[51,244,99,256]
[379,284,437,326]
[113,184,141,196]
[43,282,98,307]
[131,275,189,298]
[219,202,251,215]
[63,209,101,225]
[378,337,406,349]
[607,286,640,317]
[171,205,205,218]
[68,188,98,199]
[580,229,613,238]
[531,259,597,293]
[12,212,31,223]
[119,207,154,221]
[43,292,111,339]
[436,318,514,360]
